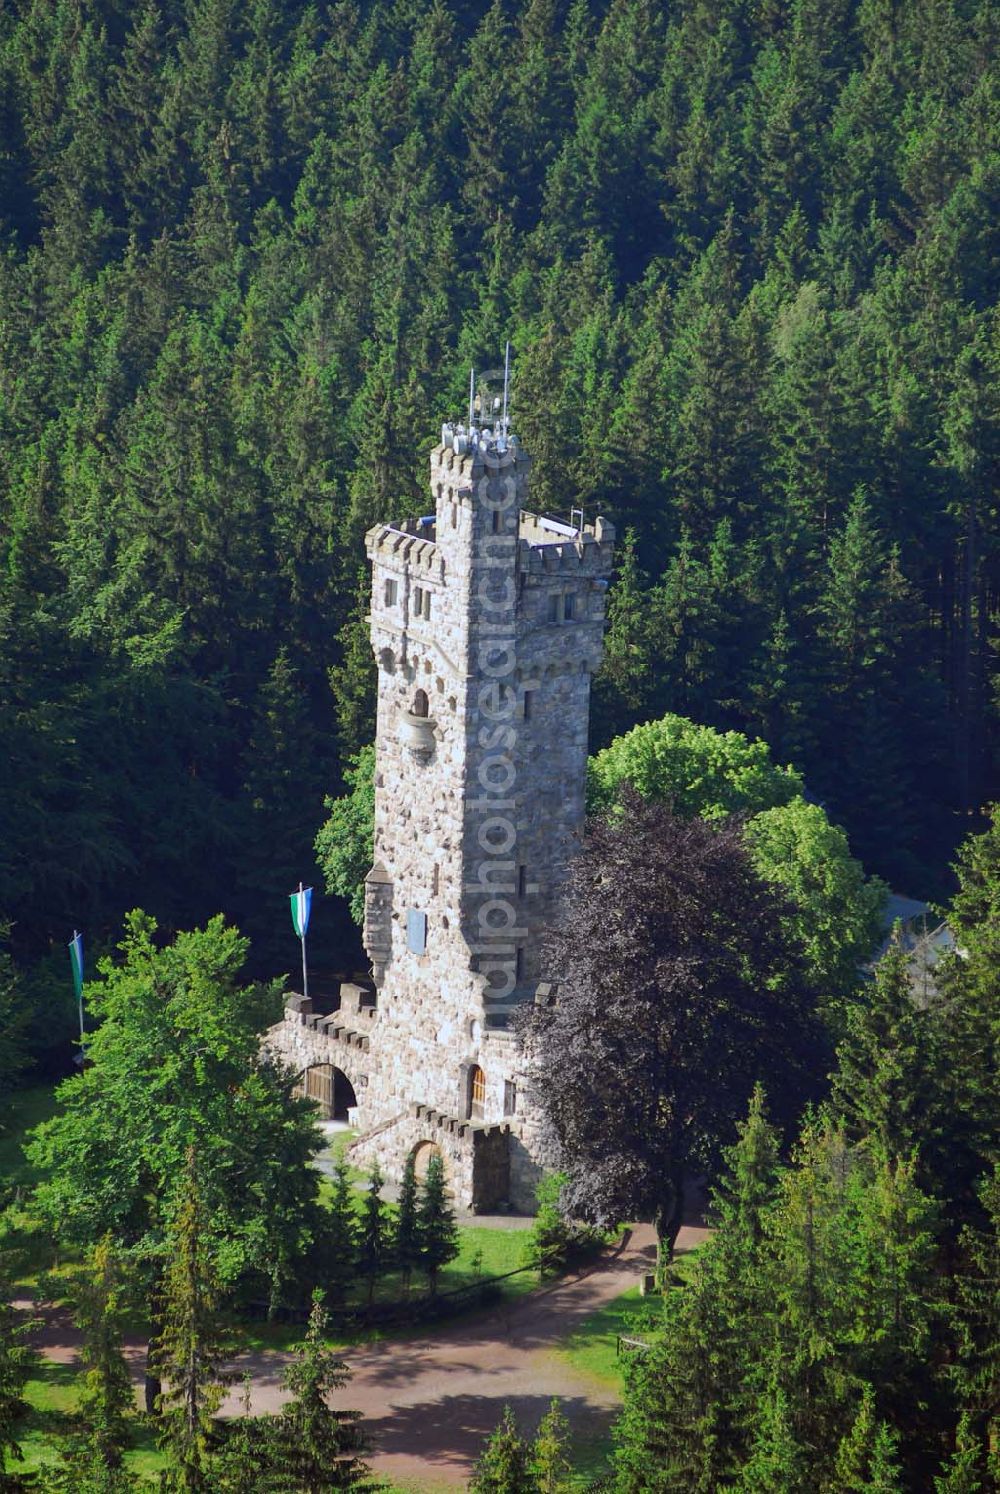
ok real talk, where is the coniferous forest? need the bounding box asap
[2,4,1000,1490]
[1,0,998,1002]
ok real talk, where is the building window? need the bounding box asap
[504,1080,517,1117]
[413,689,429,718]
[523,689,534,721]
[548,593,561,623]
[432,863,440,897]
[492,507,502,533]
[515,947,525,982]
[384,578,398,606]
[423,589,432,619]
[407,909,427,954]
[413,585,424,617]
[451,503,458,528]
[468,1064,486,1121]
[563,592,576,620]
[518,864,527,896]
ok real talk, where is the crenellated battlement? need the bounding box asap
[366,521,443,580]
[516,510,615,576]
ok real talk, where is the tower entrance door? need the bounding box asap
[299,1064,358,1122]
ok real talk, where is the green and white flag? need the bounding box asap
[69,930,85,1052]
[290,884,312,1000]
[69,930,84,1001]
[290,886,313,939]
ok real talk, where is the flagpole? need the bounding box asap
[74,929,84,1044]
[69,929,85,1057]
[298,882,309,1002]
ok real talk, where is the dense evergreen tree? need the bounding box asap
[470,1406,535,1494]
[356,1163,389,1307]
[154,1150,234,1493]
[268,1291,372,1491]
[417,1153,459,1295]
[323,1160,360,1307]
[0,1273,35,1489]
[530,1399,573,1493]
[394,1154,421,1297]
[70,1237,135,1471]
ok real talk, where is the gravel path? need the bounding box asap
[25,1221,710,1490]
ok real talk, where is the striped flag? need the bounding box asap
[290,886,313,939]
[69,931,84,1002]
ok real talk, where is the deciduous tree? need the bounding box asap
[524,795,821,1267]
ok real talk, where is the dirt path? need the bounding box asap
[25,1222,710,1490]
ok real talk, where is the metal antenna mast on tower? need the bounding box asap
[502,341,511,434]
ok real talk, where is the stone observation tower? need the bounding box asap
[268,379,614,1210]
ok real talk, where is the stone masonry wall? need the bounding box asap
[266,427,613,1211]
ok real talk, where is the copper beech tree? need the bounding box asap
[523,794,824,1270]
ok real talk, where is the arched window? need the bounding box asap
[468,1064,486,1121]
[413,688,429,718]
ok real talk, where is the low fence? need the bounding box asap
[245,1229,622,1328]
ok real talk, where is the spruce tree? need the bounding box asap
[829,935,939,1163]
[154,1150,234,1493]
[470,1405,535,1494]
[591,527,655,745]
[711,1083,781,1249]
[530,1399,572,1492]
[357,1163,388,1308]
[417,1154,459,1296]
[394,1155,421,1298]
[830,1384,904,1493]
[934,1413,984,1494]
[950,1166,1000,1471]
[268,1291,371,1492]
[73,1235,135,1469]
[0,1273,35,1486]
[323,1160,359,1307]
[736,1382,804,1492]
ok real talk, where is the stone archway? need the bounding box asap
[411,1139,444,1182]
[299,1064,358,1122]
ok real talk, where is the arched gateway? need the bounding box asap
[296,1063,358,1122]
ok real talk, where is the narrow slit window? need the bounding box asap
[504,1080,517,1117]
[384,578,398,606]
[523,689,534,721]
[518,864,527,897]
[492,508,502,533]
[515,947,525,982]
[548,593,561,623]
[413,585,424,617]
[423,589,432,619]
[563,592,576,620]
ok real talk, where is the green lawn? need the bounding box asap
[16,1359,167,1482]
[556,1285,663,1388]
[547,1285,665,1488]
